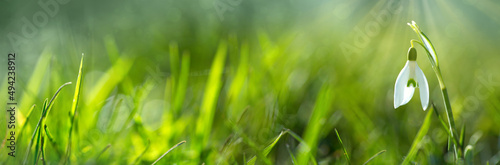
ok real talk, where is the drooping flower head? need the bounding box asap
[394,47,429,110]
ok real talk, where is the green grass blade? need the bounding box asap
[247,130,318,165]
[18,50,52,125]
[247,157,256,165]
[120,78,154,132]
[24,82,71,164]
[70,54,84,118]
[363,150,386,165]
[41,135,46,165]
[335,128,350,164]
[246,131,286,165]
[17,104,36,141]
[132,139,150,165]
[64,54,84,163]
[86,56,134,120]
[227,42,248,101]
[464,145,473,165]
[286,144,297,165]
[104,35,120,63]
[433,104,460,150]
[460,124,466,150]
[97,144,111,160]
[169,42,180,90]
[297,86,333,165]
[173,52,190,115]
[44,125,62,157]
[195,41,227,151]
[23,99,47,165]
[45,82,72,118]
[152,140,186,165]
[287,130,318,165]
[33,123,42,164]
[402,107,434,164]
[263,131,286,157]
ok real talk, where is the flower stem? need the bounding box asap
[410,39,422,48]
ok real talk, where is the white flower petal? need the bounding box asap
[415,64,429,110]
[394,61,415,109]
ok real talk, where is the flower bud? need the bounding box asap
[407,47,417,61]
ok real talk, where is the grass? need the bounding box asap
[1,1,500,164]
[2,34,499,164]
[2,35,499,164]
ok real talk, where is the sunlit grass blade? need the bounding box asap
[287,130,318,165]
[363,150,386,165]
[64,54,84,164]
[87,56,134,124]
[18,50,52,125]
[227,42,249,118]
[402,107,434,164]
[195,41,227,153]
[433,104,460,151]
[33,122,42,164]
[247,129,318,165]
[152,140,186,165]
[173,52,190,115]
[263,131,286,156]
[297,86,333,165]
[24,82,71,164]
[335,128,350,164]
[246,131,285,165]
[460,124,466,150]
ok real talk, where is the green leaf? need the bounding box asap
[195,41,227,149]
[402,107,434,164]
[65,54,85,164]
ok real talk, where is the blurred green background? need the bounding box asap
[1,0,500,164]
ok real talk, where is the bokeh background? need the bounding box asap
[1,0,500,164]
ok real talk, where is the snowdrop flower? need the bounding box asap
[394,47,429,110]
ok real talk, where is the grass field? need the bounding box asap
[1,0,500,164]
